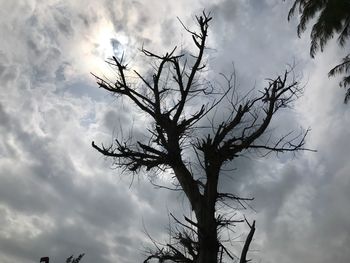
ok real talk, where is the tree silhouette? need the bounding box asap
[39,254,84,263]
[40,257,49,263]
[65,254,85,263]
[93,12,310,263]
[287,0,350,102]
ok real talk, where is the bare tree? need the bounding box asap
[92,12,310,263]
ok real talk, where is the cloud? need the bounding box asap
[0,0,349,263]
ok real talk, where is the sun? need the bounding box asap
[94,20,129,60]
[84,19,129,76]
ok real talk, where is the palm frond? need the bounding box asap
[329,55,350,77]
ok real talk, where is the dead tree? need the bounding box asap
[92,12,310,263]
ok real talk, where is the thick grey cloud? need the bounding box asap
[0,0,349,263]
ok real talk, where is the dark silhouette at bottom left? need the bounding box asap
[40,254,84,263]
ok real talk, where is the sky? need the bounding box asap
[0,0,349,262]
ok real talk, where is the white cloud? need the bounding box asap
[0,0,349,263]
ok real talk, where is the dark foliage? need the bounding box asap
[39,254,84,263]
[66,254,85,263]
[288,0,350,102]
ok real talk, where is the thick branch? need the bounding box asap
[239,219,256,263]
[92,141,167,171]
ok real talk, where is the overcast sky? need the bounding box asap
[0,0,349,263]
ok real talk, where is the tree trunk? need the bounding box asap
[196,203,219,263]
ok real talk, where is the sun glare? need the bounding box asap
[85,19,129,76]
